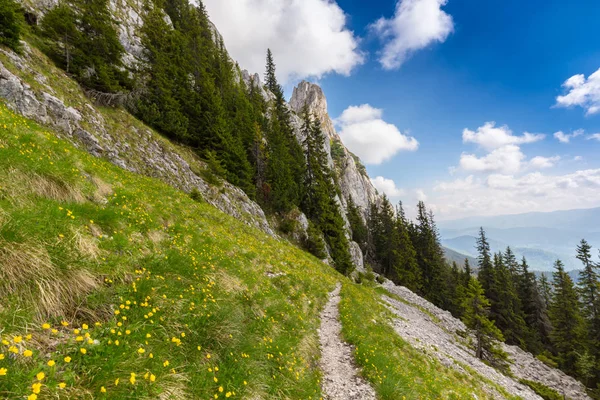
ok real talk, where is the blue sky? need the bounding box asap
[205,0,600,219]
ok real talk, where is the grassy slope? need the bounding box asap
[0,60,523,399]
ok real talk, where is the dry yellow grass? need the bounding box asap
[0,241,99,319]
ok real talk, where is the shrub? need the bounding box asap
[536,352,559,369]
[189,188,203,202]
[302,221,327,260]
[519,379,563,400]
[0,0,22,52]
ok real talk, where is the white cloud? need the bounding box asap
[459,145,525,174]
[203,0,364,84]
[462,122,544,150]
[432,169,600,219]
[370,0,454,70]
[555,68,600,115]
[336,104,418,165]
[588,133,600,141]
[554,129,584,143]
[574,156,583,161]
[529,156,561,169]
[371,176,405,198]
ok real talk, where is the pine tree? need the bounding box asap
[492,252,527,346]
[462,278,505,363]
[517,257,551,353]
[391,202,421,291]
[476,228,498,304]
[464,258,472,286]
[300,109,352,274]
[413,201,448,307]
[576,239,600,384]
[0,0,23,53]
[265,49,278,95]
[346,197,367,249]
[549,259,585,375]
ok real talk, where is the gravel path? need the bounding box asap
[319,284,376,400]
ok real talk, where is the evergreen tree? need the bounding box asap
[0,0,23,53]
[576,239,600,384]
[462,278,505,363]
[492,252,527,346]
[346,197,367,249]
[518,257,551,353]
[391,202,421,291]
[265,49,278,94]
[464,258,472,286]
[42,0,131,92]
[476,228,498,305]
[300,109,352,274]
[412,201,448,307]
[263,49,305,212]
[577,239,598,320]
[549,259,585,375]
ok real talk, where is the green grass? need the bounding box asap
[0,103,339,399]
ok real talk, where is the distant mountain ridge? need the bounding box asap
[439,207,600,232]
[438,207,600,271]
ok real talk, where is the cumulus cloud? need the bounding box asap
[529,156,561,169]
[462,122,544,150]
[370,0,454,70]
[371,176,405,197]
[588,133,600,141]
[203,0,364,84]
[336,104,419,165]
[432,169,600,219]
[459,145,525,174]
[554,129,584,143]
[555,68,600,115]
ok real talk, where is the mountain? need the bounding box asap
[439,207,600,233]
[442,234,581,271]
[0,0,593,397]
[439,209,600,271]
[442,246,477,269]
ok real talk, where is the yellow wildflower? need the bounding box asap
[42,323,51,330]
[47,360,55,367]
[61,321,69,327]
[150,374,156,382]
[115,378,119,386]
[64,356,71,363]
[0,368,7,376]
[130,373,136,385]
[80,348,87,354]
[137,348,145,354]
[32,382,42,394]
[58,382,66,389]
[27,394,37,400]
[23,349,33,357]
[13,336,22,344]
[36,372,45,381]
[100,386,106,393]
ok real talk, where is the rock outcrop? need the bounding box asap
[289,81,380,221]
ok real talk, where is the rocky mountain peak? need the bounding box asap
[289,81,338,140]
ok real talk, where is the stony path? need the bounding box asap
[319,284,376,400]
